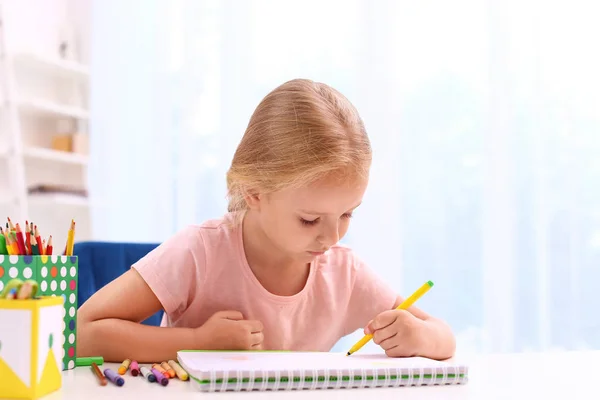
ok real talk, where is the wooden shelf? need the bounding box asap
[18,97,89,120]
[13,52,89,80]
[23,147,88,166]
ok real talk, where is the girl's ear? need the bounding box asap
[243,188,262,210]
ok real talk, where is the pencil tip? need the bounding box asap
[346,352,351,356]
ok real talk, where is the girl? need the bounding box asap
[78,79,455,362]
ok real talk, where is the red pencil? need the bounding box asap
[34,225,42,256]
[46,236,53,256]
[14,223,26,255]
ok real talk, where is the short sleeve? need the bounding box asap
[344,255,397,335]
[131,226,206,317]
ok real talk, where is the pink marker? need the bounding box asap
[130,361,140,376]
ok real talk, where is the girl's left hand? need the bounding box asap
[364,309,426,357]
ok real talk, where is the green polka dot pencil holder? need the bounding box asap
[0,255,78,372]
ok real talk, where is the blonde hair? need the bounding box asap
[226,78,371,213]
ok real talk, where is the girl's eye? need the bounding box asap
[300,218,319,226]
[300,214,352,226]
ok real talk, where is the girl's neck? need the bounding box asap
[241,211,310,296]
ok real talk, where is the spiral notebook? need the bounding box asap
[177,350,469,392]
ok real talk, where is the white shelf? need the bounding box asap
[23,147,88,166]
[0,194,88,207]
[28,193,89,207]
[18,97,89,120]
[12,52,89,80]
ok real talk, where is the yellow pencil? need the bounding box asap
[4,232,13,255]
[346,280,434,356]
[66,219,75,256]
[7,234,18,256]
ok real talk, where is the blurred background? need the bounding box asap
[1,0,599,355]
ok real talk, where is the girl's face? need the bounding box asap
[248,176,368,262]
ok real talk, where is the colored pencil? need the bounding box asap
[7,233,18,255]
[34,226,43,256]
[0,228,7,255]
[46,236,53,256]
[66,219,75,256]
[14,223,26,255]
[25,220,31,255]
[30,235,40,256]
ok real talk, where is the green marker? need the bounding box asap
[76,357,104,367]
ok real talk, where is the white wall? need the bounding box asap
[0,0,91,250]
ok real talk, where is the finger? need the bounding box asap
[377,332,398,350]
[250,331,264,346]
[368,310,398,332]
[246,319,264,333]
[251,342,263,350]
[363,320,373,335]
[216,310,244,320]
[384,345,400,357]
[372,324,398,346]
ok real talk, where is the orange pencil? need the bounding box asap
[12,236,19,255]
[6,234,18,255]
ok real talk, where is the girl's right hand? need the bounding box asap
[195,310,264,350]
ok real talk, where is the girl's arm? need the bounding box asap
[77,269,199,362]
[78,269,265,362]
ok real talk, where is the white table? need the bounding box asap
[42,350,599,400]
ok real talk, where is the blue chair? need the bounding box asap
[74,241,164,326]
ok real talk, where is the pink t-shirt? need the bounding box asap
[132,214,397,351]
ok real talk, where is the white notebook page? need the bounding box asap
[179,351,448,374]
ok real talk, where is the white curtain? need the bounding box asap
[89,0,600,354]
